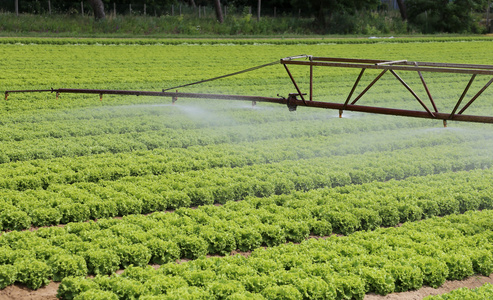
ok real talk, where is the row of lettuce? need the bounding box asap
[0,169,492,292]
[0,124,485,186]
[424,284,493,300]
[0,142,491,230]
[0,111,429,163]
[2,37,493,46]
[51,209,493,299]
[0,103,341,140]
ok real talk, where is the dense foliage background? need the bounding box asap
[0,0,491,34]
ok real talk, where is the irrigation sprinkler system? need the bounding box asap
[5,55,493,126]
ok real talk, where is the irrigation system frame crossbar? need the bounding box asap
[4,55,493,125]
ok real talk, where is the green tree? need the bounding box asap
[406,0,487,33]
[308,0,380,29]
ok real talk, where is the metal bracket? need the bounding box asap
[287,93,298,111]
[375,60,407,66]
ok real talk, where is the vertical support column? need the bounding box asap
[81,1,84,16]
[48,0,52,14]
[144,4,146,15]
[113,2,116,17]
[309,57,313,101]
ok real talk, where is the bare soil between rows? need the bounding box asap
[0,282,59,300]
[1,274,492,300]
[365,274,493,300]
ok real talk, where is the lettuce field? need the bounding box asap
[1,37,493,299]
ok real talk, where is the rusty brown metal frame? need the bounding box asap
[4,55,493,125]
[280,56,493,125]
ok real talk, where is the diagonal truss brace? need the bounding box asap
[456,77,493,115]
[281,56,493,125]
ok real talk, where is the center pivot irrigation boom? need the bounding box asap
[5,55,493,126]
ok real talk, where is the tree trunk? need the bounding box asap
[396,0,407,21]
[214,0,224,23]
[87,0,106,20]
[15,0,19,16]
[257,0,261,21]
[316,0,326,28]
[487,0,491,33]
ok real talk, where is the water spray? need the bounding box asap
[4,55,493,126]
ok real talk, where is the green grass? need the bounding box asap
[0,10,455,38]
[0,13,314,37]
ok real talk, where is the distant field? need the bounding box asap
[0,38,493,299]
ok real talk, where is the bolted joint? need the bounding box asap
[287,94,298,112]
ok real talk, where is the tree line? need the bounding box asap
[5,0,492,33]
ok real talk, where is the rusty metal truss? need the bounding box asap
[4,55,493,125]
